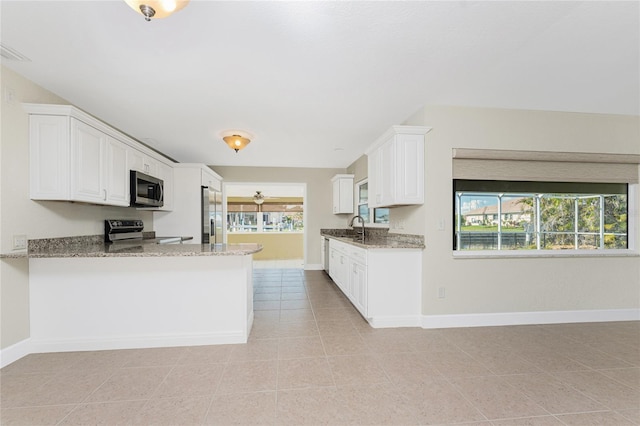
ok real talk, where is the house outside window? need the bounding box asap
[454,180,628,251]
[356,179,389,226]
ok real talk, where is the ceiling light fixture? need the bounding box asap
[253,191,265,205]
[223,134,251,153]
[124,0,190,21]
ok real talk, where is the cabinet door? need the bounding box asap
[127,147,145,173]
[332,176,354,214]
[127,147,159,177]
[156,162,174,211]
[367,140,393,209]
[329,248,338,283]
[332,179,341,213]
[351,261,367,317]
[144,157,159,177]
[29,115,70,200]
[71,119,106,203]
[377,137,395,207]
[395,134,424,205]
[105,137,129,206]
[338,253,349,293]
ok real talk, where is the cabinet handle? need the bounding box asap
[103,189,107,201]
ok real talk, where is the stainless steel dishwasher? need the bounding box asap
[323,237,330,272]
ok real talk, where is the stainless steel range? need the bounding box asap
[105,220,191,244]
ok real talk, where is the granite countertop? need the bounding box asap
[1,235,262,259]
[321,229,425,250]
[28,243,263,258]
[324,235,424,249]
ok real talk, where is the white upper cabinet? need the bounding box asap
[331,174,354,214]
[127,148,159,177]
[365,125,431,208]
[70,119,130,206]
[29,115,70,200]
[155,162,174,211]
[25,103,174,208]
[104,137,129,206]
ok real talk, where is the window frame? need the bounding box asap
[452,181,638,259]
[227,204,304,234]
[356,179,390,228]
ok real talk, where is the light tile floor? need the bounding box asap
[1,269,639,425]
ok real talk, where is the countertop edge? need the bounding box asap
[322,234,425,250]
[10,244,263,259]
[0,251,28,259]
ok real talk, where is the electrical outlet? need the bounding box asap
[12,234,27,250]
[3,86,16,105]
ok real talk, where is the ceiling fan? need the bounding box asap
[253,191,278,205]
[253,191,266,205]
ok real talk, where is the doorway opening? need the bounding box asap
[224,182,306,269]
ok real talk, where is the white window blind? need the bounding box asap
[452,149,640,184]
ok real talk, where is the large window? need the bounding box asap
[454,180,628,251]
[228,203,303,233]
[356,180,389,226]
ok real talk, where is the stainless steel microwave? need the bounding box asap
[130,170,164,207]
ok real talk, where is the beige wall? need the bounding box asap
[394,105,640,316]
[228,233,303,260]
[211,166,347,267]
[0,67,153,350]
[346,154,367,183]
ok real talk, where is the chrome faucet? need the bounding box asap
[349,215,365,243]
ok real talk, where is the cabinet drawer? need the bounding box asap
[349,246,367,264]
[329,239,349,254]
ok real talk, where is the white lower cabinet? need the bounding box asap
[328,238,421,328]
[329,245,349,294]
[350,257,367,317]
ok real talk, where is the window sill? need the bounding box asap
[364,223,390,229]
[453,249,639,259]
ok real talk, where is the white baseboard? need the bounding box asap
[369,315,422,328]
[422,308,640,329]
[305,263,324,271]
[29,331,248,354]
[0,338,32,368]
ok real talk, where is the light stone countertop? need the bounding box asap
[1,237,262,259]
[321,232,425,250]
[28,243,262,258]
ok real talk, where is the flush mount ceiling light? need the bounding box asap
[124,0,190,21]
[253,191,265,205]
[223,134,251,153]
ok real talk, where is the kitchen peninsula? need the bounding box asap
[21,236,262,354]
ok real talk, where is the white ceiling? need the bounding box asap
[2,1,638,169]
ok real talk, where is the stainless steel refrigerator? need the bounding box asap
[202,186,223,244]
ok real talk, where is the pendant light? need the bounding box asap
[124,0,190,21]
